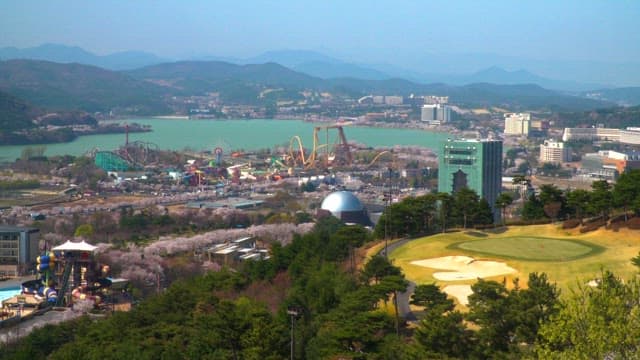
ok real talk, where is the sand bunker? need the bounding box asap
[442,285,474,306]
[410,255,517,281]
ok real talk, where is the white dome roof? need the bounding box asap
[320,191,364,215]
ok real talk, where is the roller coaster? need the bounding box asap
[92,140,160,172]
[288,124,353,169]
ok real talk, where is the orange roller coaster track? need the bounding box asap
[288,124,353,169]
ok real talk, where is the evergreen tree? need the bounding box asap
[522,194,546,221]
[474,198,495,226]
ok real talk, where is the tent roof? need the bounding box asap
[52,240,97,252]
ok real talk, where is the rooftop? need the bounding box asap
[0,227,39,233]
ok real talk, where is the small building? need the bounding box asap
[540,140,570,164]
[205,237,267,266]
[0,226,40,277]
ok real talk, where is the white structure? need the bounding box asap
[540,140,571,163]
[421,104,451,125]
[620,128,640,145]
[562,127,620,142]
[424,95,449,104]
[384,96,403,105]
[504,113,531,136]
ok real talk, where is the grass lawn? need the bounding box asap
[450,236,603,261]
[389,224,640,295]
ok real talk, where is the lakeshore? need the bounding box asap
[0,118,451,161]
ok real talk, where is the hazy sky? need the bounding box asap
[2,0,639,64]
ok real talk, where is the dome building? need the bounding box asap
[319,191,372,226]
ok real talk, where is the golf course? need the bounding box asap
[388,224,640,304]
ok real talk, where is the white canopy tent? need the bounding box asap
[52,240,97,252]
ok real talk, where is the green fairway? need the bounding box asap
[388,224,640,294]
[449,237,603,261]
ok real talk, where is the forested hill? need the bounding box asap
[551,105,640,128]
[0,90,38,133]
[0,60,171,114]
[0,59,612,113]
[130,60,612,111]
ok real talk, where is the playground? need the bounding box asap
[389,224,640,305]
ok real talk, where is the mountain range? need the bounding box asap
[4,44,638,95]
[0,57,613,115]
[0,43,168,71]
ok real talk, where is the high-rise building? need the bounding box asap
[539,140,570,163]
[504,113,531,136]
[422,104,451,125]
[421,104,437,122]
[438,139,503,219]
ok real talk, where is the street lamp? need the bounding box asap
[287,307,300,360]
[384,167,393,258]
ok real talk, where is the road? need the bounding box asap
[378,237,418,322]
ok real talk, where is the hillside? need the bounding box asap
[0,60,171,114]
[131,61,611,111]
[0,59,613,113]
[0,90,38,133]
[551,105,640,128]
[127,60,322,103]
[582,87,640,106]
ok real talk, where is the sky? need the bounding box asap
[2,0,639,81]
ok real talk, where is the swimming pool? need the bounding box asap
[0,286,21,302]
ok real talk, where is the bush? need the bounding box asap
[506,218,552,226]
[579,219,606,233]
[609,214,629,224]
[627,217,640,230]
[562,219,581,229]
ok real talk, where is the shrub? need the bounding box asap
[579,219,606,233]
[627,217,640,230]
[562,219,581,229]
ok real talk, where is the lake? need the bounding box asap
[0,118,451,161]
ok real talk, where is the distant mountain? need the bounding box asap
[0,58,612,114]
[0,44,168,70]
[581,87,640,106]
[242,50,610,91]
[292,61,391,80]
[243,50,392,80]
[243,50,341,68]
[130,60,611,111]
[127,61,321,104]
[457,67,605,92]
[325,78,610,111]
[0,60,170,114]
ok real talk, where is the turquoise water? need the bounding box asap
[0,118,450,160]
[0,286,21,302]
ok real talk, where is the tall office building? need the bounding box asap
[438,139,503,219]
[504,113,531,136]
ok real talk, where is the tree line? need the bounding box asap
[522,169,640,223]
[374,187,502,239]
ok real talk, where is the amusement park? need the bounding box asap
[0,238,129,330]
[89,122,412,190]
